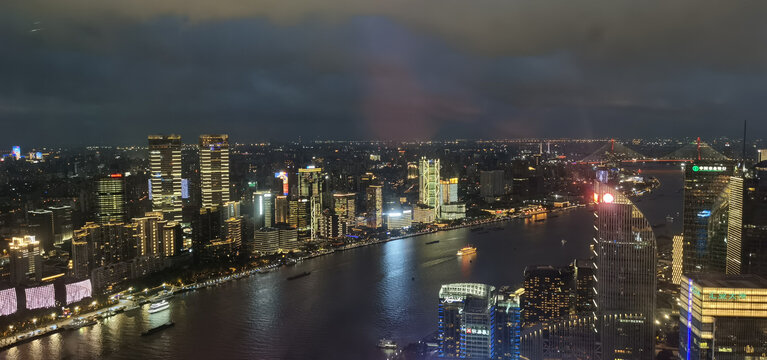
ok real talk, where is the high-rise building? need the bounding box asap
[407,162,419,179]
[333,193,356,226]
[522,265,569,327]
[725,176,744,274]
[366,185,383,228]
[679,274,767,359]
[289,198,311,230]
[441,178,458,204]
[72,222,133,276]
[252,224,298,255]
[96,174,126,224]
[194,206,222,262]
[253,191,274,228]
[225,216,243,248]
[758,148,767,163]
[493,287,522,360]
[49,205,73,245]
[27,209,54,252]
[9,236,42,285]
[682,162,735,275]
[199,134,230,208]
[569,259,595,315]
[149,134,183,222]
[480,170,505,199]
[131,212,176,258]
[419,157,441,220]
[593,181,656,359]
[740,166,767,277]
[222,200,240,220]
[274,195,289,224]
[672,234,684,286]
[384,209,412,230]
[439,283,495,358]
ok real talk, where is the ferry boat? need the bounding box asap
[456,246,477,256]
[142,322,175,336]
[377,338,397,349]
[147,300,170,314]
[287,271,311,281]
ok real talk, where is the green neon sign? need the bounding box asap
[692,288,747,300]
[692,165,726,172]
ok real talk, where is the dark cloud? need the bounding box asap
[0,0,766,146]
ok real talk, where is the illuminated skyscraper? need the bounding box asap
[225,216,243,248]
[274,195,289,224]
[333,192,356,226]
[131,212,176,258]
[593,181,656,359]
[199,134,230,208]
[149,134,183,222]
[758,149,767,163]
[27,209,54,252]
[253,191,274,228]
[682,162,736,275]
[49,205,73,245]
[9,236,42,285]
[441,177,458,204]
[673,234,684,286]
[96,174,126,224]
[679,274,767,359]
[438,283,496,359]
[522,265,569,327]
[419,157,441,219]
[366,185,383,228]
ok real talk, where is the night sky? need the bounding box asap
[2,0,766,146]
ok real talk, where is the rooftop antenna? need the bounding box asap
[743,120,747,171]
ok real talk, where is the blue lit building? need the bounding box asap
[438,283,521,359]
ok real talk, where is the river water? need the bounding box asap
[2,168,682,360]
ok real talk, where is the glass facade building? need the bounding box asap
[593,181,656,359]
[679,274,767,360]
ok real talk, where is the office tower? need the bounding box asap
[253,224,298,254]
[366,185,383,228]
[274,171,289,196]
[413,204,436,224]
[333,193,356,225]
[298,166,324,198]
[480,170,505,198]
[319,211,346,239]
[222,200,240,220]
[289,198,310,230]
[439,203,466,220]
[593,181,656,359]
[679,274,767,359]
[438,283,496,359]
[419,157,441,219]
[71,236,89,279]
[253,227,280,254]
[682,162,735,274]
[569,259,595,315]
[27,209,54,252]
[253,191,274,228]
[440,178,458,204]
[673,234,684,286]
[274,195,289,224]
[407,162,419,179]
[194,206,222,261]
[49,205,73,244]
[9,236,42,285]
[522,265,569,326]
[225,217,243,248]
[758,148,767,163]
[740,167,767,276]
[725,176,744,274]
[384,209,412,230]
[493,288,522,360]
[199,134,230,208]
[149,134,183,222]
[96,174,126,224]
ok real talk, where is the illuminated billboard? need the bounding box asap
[65,280,92,304]
[0,288,17,316]
[12,146,21,159]
[275,171,289,195]
[25,284,55,310]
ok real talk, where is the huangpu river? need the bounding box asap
[3,168,682,360]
